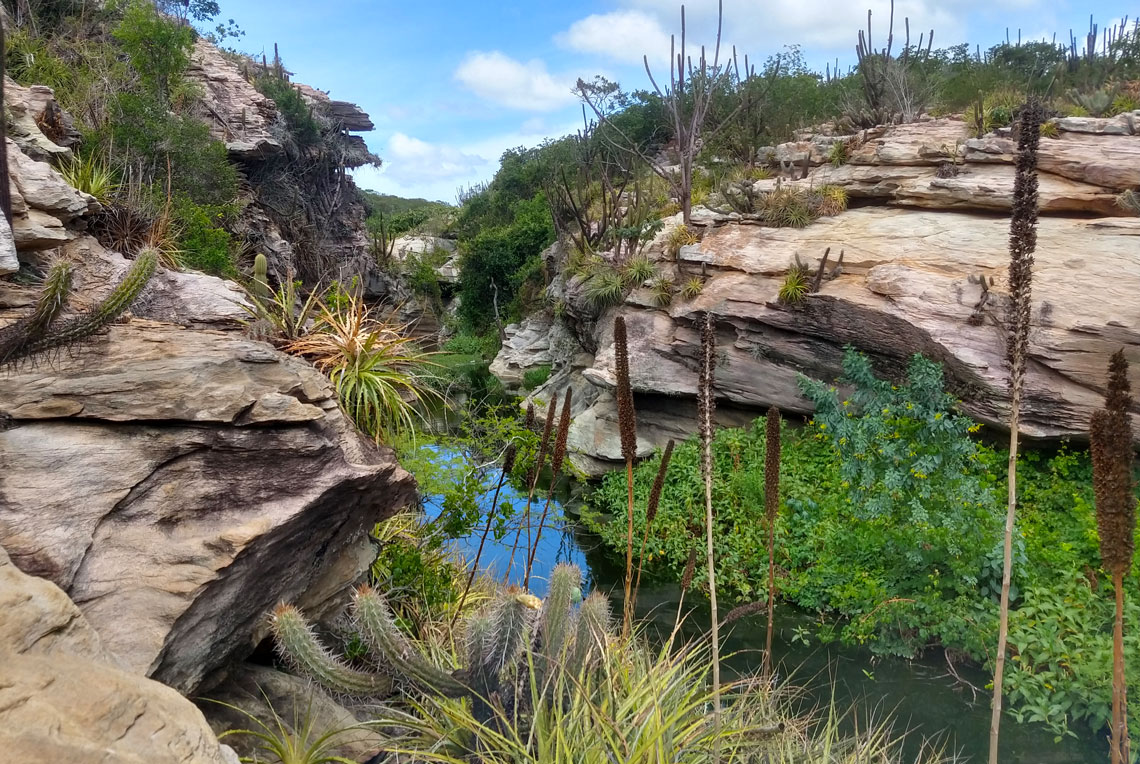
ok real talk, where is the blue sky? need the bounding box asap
[217,0,1134,203]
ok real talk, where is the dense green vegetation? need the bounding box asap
[585,349,1140,745]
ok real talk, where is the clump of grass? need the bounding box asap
[1116,190,1140,215]
[681,276,705,300]
[623,254,655,286]
[583,268,625,310]
[761,188,819,229]
[1039,120,1060,138]
[828,140,850,167]
[815,185,848,216]
[57,153,118,204]
[650,275,675,307]
[778,265,810,305]
[213,693,376,764]
[666,224,699,257]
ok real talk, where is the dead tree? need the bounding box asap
[576,1,753,226]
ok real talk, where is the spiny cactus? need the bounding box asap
[0,249,157,366]
[269,603,392,696]
[252,252,270,302]
[270,565,611,725]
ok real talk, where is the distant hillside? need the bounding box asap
[360,190,452,217]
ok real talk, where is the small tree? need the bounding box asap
[576,1,753,225]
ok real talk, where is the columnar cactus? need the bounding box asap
[0,249,157,365]
[252,252,270,302]
[270,564,611,723]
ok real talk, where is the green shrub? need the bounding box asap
[442,332,500,358]
[112,0,195,100]
[173,197,236,277]
[256,76,321,147]
[522,364,552,391]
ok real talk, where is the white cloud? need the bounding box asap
[556,11,674,66]
[607,0,965,58]
[454,51,577,111]
[351,120,582,202]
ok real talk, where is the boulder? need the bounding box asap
[0,652,238,764]
[0,319,417,694]
[6,136,99,253]
[0,545,116,662]
[490,314,557,391]
[2,76,79,161]
[0,544,238,764]
[755,163,1121,215]
[0,213,16,275]
[848,118,971,165]
[186,40,282,159]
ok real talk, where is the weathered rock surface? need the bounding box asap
[0,318,416,694]
[964,130,1140,190]
[186,40,282,158]
[0,652,239,764]
[1,544,239,764]
[3,76,80,160]
[0,213,16,275]
[7,136,98,251]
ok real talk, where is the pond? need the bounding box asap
[420,447,1105,764]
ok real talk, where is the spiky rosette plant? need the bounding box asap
[614,315,639,637]
[1090,350,1136,764]
[763,406,781,677]
[0,249,158,366]
[990,99,1044,764]
[525,388,573,589]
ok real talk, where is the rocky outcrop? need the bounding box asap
[498,117,1140,473]
[186,40,282,159]
[6,135,99,251]
[0,214,16,274]
[0,310,416,693]
[3,76,80,161]
[0,546,239,764]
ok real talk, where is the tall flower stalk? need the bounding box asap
[989,99,1044,764]
[1090,350,1135,764]
[763,406,781,678]
[524,388,573,589]
[634,440,675,605]
[505,397,556,584]
[615,316,639,638]
[698,312,722,733]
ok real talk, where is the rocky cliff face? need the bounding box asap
[495,114,1140,474]
[1,36,416,757]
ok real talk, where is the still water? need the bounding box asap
[420,448,1103,764]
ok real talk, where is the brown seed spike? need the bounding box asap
[1091,351,1136,577]
[525,403,536,432]
[529,397,557,490]
[1006,99,1044,385]
[646,440,675,526]
[614,316,637,464]
[502,442,518,474]
[765,407,781,526]
[549,388,573,478]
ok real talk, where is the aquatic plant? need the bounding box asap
[990,98,1043,764]
[1090,350,1136,764]
[0,248,157,366]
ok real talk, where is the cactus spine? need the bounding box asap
[269,603,392,696]
[0,249,156,365]
[252,253,270,302]
[270,565,612,727]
